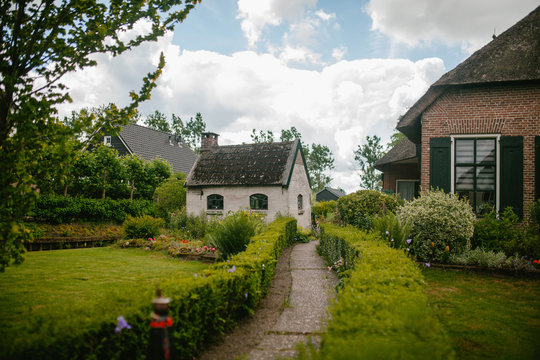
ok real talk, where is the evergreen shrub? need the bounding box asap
[153,172,187,220]
[312,200,337,221]
[313,223,453,360]
[123,215,165,239]
[398,189,475,262]
[337,190,400,230]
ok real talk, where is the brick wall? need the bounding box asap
[421,83,540,218]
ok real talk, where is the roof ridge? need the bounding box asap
[127,122,178,137]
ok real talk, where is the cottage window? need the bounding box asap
[104,136,111,146]
[250,194,268,210]
[207,194,224,210]
[297,194,303,211]
[454,138,496,213]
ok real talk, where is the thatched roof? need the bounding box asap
[375,137,417,170]
[397,5,540,143]
[185,139,310,187]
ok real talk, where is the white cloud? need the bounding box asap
[366,0,539,53]
[332,46,347,61]
[236,0,317,47]
[315,9,336,22]
[56,31,445,193]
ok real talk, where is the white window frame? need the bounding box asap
[104,136,111,146]
[450,134,500,212]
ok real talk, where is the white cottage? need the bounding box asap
[185,133,312,228]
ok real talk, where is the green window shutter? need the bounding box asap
[500,136,523,218]
[536,136,540,201]
[430,137,451,193]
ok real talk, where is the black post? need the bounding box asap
[149,288,173,360]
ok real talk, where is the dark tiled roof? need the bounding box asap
[185,139,307,187]
[117,124,196,174]
[397,5,540,142]
[375,138,417,170]
[317,187,346,198]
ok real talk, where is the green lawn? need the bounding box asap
[422,268,540,360]
[0,247,208,353]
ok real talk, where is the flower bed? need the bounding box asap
[312,223,454,360]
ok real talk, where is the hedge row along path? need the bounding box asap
[200,240,338,360]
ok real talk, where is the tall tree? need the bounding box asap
[145,110,171,133]
[0,0,201,271]
[354,135,385,190]
[386,131,405,151]
[251,129,274,143]
[306,143,335,192]
[180,112,206,150]
[280,126,302,142]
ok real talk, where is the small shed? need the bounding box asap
[315,187,346,202]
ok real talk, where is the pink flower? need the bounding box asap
[211,248,216,251]
[196,248,199,252]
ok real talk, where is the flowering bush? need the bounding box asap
[398,189,475,263]
[337,190,400,230]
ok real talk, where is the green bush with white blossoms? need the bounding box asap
[398,189,475,263]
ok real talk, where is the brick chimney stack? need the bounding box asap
[201,132,219,148]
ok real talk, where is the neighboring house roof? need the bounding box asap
[397,5,540,143]
[185,139,310,187]
[316,187,346,198]
[114,123,197,174]
[375,138,417,170]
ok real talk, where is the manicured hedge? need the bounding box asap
[1,217,297,360]
[33,195,156,224]
[314,223,454,360]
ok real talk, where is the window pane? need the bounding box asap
[456,166,474,190]
[297,195,303,210]
[455,139,474,163]
[397,181,415,201]
[250,194,268,210]
[476,139,495,163]
[476,165,495,190]
[207,194,223,210]
[475,191,495,213]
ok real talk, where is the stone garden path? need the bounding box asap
[199,241,338,360]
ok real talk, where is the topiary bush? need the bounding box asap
[337,190,400,230]
[398,189,475,263]
[123,215,165,239]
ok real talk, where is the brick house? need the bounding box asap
[376,6,540,218]
[185,133,312,228]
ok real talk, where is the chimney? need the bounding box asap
[201,132,219,148]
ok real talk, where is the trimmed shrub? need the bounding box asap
[34,195,155,224]
[472,207,520,252]
[123,215,165,239]
[337,190,400,230]
[373,211,412,250]
[313,223,453,360]
[153,172,187,220]
[398,189,475,263]
[206,210,265,260]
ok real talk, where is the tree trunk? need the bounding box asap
[63,183,68,197]
[101,170,108,200]
[130,180,135,202]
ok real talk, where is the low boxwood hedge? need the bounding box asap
[2,217,297,360]
[313,223,454,360]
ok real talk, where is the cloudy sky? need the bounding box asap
[57,0,538,193]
